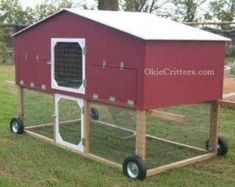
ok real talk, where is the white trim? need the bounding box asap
[51,38,86,94]
[55,94,85,152]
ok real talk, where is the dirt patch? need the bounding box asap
[223,78,235,93]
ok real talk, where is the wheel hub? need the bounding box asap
[127,161,139,178]
[12,122,19,133]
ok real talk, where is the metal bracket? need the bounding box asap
[83,79,87,88]
[36,54,40,61]
[102,60,107,69]
[109,96,116,103]
[92,93,99,100]
[120,61,125,70]
[81,106,85,114]
[127,100,134,107]
[24,54,28,61]
[82,138,85,146]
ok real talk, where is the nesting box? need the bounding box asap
[11,9,231,180]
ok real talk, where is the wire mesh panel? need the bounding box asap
[89,103,136,164]
[24,89,54,139]
[54,42,83,89]
[146,104,210,169]
[57,98,82,145]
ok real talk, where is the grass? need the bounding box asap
[0,64,235,186]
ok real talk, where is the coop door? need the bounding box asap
[51,38,85,94]
[55,94,84,152]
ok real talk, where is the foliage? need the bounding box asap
[205,0,235,29]
[0,0,33,25]
[98,0,119,10]
[0,28,8,63]
[171,0,206,22]
[226,46,235,58]
[31,0,73,23]
[230,63,235,77]
[0,0,74,25]
[121,0,171,14]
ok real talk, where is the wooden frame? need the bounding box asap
[208,102,219,153]
[218,100,235,109]
[83,100,90,153]
[24,129,122,169]
[21,90,222,179]
[147,152,216,177]
[18,86,24,122]
[136,110,147,161]
[148,110,186,123]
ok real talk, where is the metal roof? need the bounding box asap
[12,9,230,41]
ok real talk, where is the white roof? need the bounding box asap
[13,9,230,41]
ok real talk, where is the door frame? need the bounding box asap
[54,94,84,152]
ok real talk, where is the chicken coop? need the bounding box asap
[10,9,232,180]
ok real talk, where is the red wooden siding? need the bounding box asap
[14,11,226,110]
[144,41,225,109]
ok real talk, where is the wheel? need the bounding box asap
[10,118,24,134]
[123,155,147,180]
[206,137,229,156]
[91,107,99,120]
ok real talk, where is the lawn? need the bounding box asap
[0,64,235,187]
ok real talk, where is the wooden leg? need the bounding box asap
[84,100,91,154]
[209,102,220,153]
[135,110,146,161]
[18,86,24,122]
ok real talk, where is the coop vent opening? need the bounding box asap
[51,38,85,94]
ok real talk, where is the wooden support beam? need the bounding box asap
[148,110,186,123]
[25,119,81,130]
[83,101,91,154]
[147,153,216,177]
[18,86,24,122]
[135,110,146,161]
[209,102,220,153]
[92,120,207,152]
[25,129,122,169]
[218,100,235,109]
[25,130,54,143]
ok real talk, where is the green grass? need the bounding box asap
[0,64,235,186]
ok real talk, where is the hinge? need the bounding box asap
[83,79,87,88]
[82,138,85,146]
[82,106,85,114]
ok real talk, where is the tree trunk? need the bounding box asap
[98,0,119,10]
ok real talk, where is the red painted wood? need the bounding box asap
[14,10,226,110]
[144,41,225,109]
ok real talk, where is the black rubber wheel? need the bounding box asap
[123,155,147,180]
[91,107,99,120]
[10,118,24,134]
[206,137,228,156]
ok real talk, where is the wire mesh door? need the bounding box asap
[51,38,86,94]
[55,94,84,152]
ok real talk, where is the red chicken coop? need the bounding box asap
[10,9,232,180]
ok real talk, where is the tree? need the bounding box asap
[0,28,8,63]
[98,0,119,10]
[121,0,171,15]
[172,0,206,22]
[32,0,73,22]
[205,0,235,29]
[0,0,33,25]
